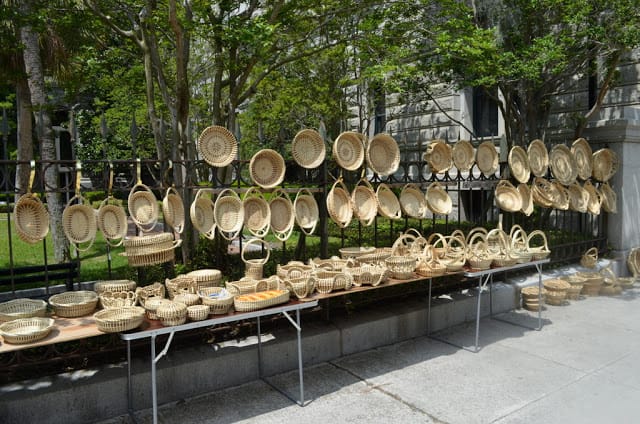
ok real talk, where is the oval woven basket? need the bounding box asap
[333,131,365,171]
[197,125,238,168]
[400,184,427,218]
[187,269,222,289]
[531,177,558,208]
[599,182,617,213]
[452,139,475,172]
[97,197,128,247]
[14,193,50,244]
[249,149,285,189]
[242,187,271,238]
[426,182,452,215]
[198,287,234,315]
[128,183,159,232]
[528,139,549,178]
[49,291,99,318]
[508,145,531,184]
[190,189,216,239]
[571,138,593,180]
[592,148,618,182]
[326,179,353,228]
[291,188,318,235]
[567,182,588,213]
[0,298,47,322]
[62,195,97,251]
[517,183,534,216]
[376,183,402,220]
[291,128,326,169]
[366,133,400,176]
[214,188,244,240]
[495,180,522,213]
[423,139,453,174]
[94,307,145,333]
[242,238,271,280]
[0,317,55,344]
[351,179,378,226]
[122,233,181,267]
[162,187,185,234]
[476,141,499,176]
[549,144,578,185]
[552,182,570,210]
[99,291,138,309]
[583,180,602,215]
[234,290,290,313]
[94,280,137,295]
[270,188,296,240]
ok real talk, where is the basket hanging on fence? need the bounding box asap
[163,186,185,234]
[599,182,617,214]
[214,188,244,240]
[549,144,578,186]
[98,163,128,246]
[14,164,50,244]
[426,182,452,215]
[528,139,549,178]
[551,182,570,210]
[291,128,326,169]
[190,189,216,239]
[399,184,427,219]
[452,139,475,172]
[250,149,285,189]
[508,145,531,184]
[270,188,295,240]
[63,195,97,252]
[333,131,365,171]
[592,148,618,182]
[583,180,602,215]
[376,183,402,220]
[571,138,593,181]
[128,160,159,232]
[327,178,353,228]
[476,141,499,176]
[567,182,588,213]
[423,139,453,174]
[242,238,271,280]
[242,187,271,238]
[351,178,378,226]
[532,177,559,208]
[366,133,400,176]
[517,183,534,216]
[495,180,523,213]
[197,125,238,168]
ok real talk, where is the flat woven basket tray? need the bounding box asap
[233,290,290,313]
[0,317,55,344]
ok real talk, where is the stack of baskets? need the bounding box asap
[575,271,603,296]
[560,274,586,300]
[543,279,571,306]
[521,286,546,311]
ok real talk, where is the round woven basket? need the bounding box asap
[14,193,50,244]
[385,256,417,280]
[214,188,244,240]
[99,291,138,309]
[197,125,238,168]
[123,233,181,267]
[242,238,271,280]
[333,131,365,171]
[187,305,210,321]
[0,298,47,322]
[508,146,531,184]
[198,287,234,315]
[94,280,137,295]
[49,291,99,318]
[339,246,376,260]
[376,183,402,220]
[580,247,598,268]
[552,182,570,210]
[97,197,128,247]
[400,184,427,218]
[495,180,522,213]
[326,179,353,228]
[531,177,558,208]
[423,139,453,174]
[528,139,549,178]
[521,286,546,310]
[0,317,55,344]
[351,179,378,226]
[571,138,593,180]
[599,182,617,213]
[527,230,550,260]
[242,187,271,238]
[144,298,172,320]
[583,181,602,215]
[476,141,499,176]
[135,282,166,309]
[592,148,618,182]
[156,301,188,326]
[517,183,534,216]
[543,278,571,305]
[94,307,145,333]
[187,269,222,289]
[249,149,285,189]
[291,128,326,169]
[452,139,475,172]
[190,189,216,239]
[567,182,588,213]
[549,144,578,185]
[366,133,400,176]
[270,188,296,240]
[426,182,452,215]
[290,191,317,234]
[128,183,159,232]
[162,187,185,234]
[173,292,200,307]
[576,271,604,296]
[62,196,97,251]
[560,274,587,300]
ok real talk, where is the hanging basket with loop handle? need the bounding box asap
[14,161,49,244]
[476,141,499,176]
[423,139,453,174]
[98,163,128,247]
[333,131,365,171]
[242,238,271,280]
[376,183,402,220]
[517,183,534,216]
[197,125,238,168]
[599,182,617,214]
[249,149,285,189]
[452,139,475,172]
[190,189,216,239]
[581,247,598,268]
[63,163,97,252]
[366,133,400,176]
[400,184,427,219]
[583,180,602,215]
[128,159,159,232]
[270,188,295,240]
[528,139,549,178]
[592,148,618,182]
[291,128,326,169]
[163,187,185,234]
[292,187,318,236]
[214,188,244,240]
[571,138,593,180]
[122,232,181,267]
[426,182,452,215]
[495,180,523,213]
[510,225,533,263]
[532,177,559,208]
[567,182,589,213]
[242,187,271,238]
[508,145,531,184]
[549,144,578,186]
[326,178,353,228]
[351,178,378,226]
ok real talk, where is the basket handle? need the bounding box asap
[351,179,376,227]
[294,188,317,236]
[242,187,270,238]
[214,188,243,241]
[327,178,352,228]
[241,238,271,265]
[526,230,548,250]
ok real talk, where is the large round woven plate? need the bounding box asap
[426,182,452,215]
[293,189,318,235]
[333,131,365,171]
[326,180,352,228]
[197,125,238,168]
[567,182,588,213]
[162,187,185,234]
[366,133,400,176]
[583,181,601,215]
[63,200,97,245]
[452,140,475,171]
[291,129,325,169]
[271,189,295,240]
[495,180,522,212]
[592,148,618,182]
[399,184,427,218]
[571,138,592,180]
[508,146,531,183]
[98,199,128,245]
[476,141,499,175]
[351,179,377,226]
[423,139,453,174]
[213,189,244,240]
[14,193,50,244]
[190,190,216,239]
[528,139,549,178]
[250,149,285,189]
[128,184,159,232]
[549,144,578,185]
[599,182,617,213]
[376,183,402,220]
[517,183,534,216]
[243,187,271,237]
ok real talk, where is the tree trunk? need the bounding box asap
[15,76,33,202]
[20,13,70,263]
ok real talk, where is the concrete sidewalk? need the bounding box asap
[103,285,640,424]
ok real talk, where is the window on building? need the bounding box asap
[472,87,499,137]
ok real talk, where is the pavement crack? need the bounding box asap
[328,360,449,424]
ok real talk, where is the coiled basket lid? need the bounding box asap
[249,149,285,189]
[291,128,325,169]
[366,133,400,176]
[333,131,365,171]
[197,125,238,168]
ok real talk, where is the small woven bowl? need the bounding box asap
[291,128,326,169]
[333,131,365,171]
[156,301,188,326]
[49,291,99,318]
[250,149,285,189]
[400,184,427,219]
[0,317,55,344]
[197,125,238,168]
[351,179,377,226]
[0,298,48,322]
[366,133,400,176]
[190,190,216,239]
[187,269,222,289]
[199,287,234,315]
[187,305,210,321]
[426,182,452,215]
[327,179,353,228]
[62,197,97,245]
[495,180,522,213]
[99,291,138,309]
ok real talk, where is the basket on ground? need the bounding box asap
[543,279,570,305]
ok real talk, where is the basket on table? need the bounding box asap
[225,277,278,296]
[385,255,416,280]
[291,128,326,169]
[351,178,378,227]
[187,305,210,322]
[575,271,603,296]
[197,125,237,168]
[277,262,314,280]
[144,297,173,320]
[135,282,166,308]
[94,280,137,295]
[333,131,365,171]
[165,274,197,300]
[466,231,493,270]
[94,307,145,333]
[509,225,533,264]
[415,245,447,278]
[527,230,550,261]
[234,290,290,313]
[242,187,271,238]
[198,287,234,315]
[0,317,55,344]
[355,247,394,266]
[173,292,201,307]
[49,291,99,318]
[186,269,222,289]
[272,188,296,241]
[283,274,317,299]
[156,301,188,326]
[313,270,353,294]
[559,274,587,300]
[0,298,47,322]
[441,233,467,272]
[521,286,546,311]
[580,247,598,268]
[311,256,354,272]
[366,132,400,176]
[249,149,285,189]
[339,246,376,260]
[543,279,571,306]
[162,186,185,234]
[242,238,271,280]
[345,264,388,287]
[99,291,138,309]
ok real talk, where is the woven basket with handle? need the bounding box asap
[271,188,296,241]
[351,179,378,226]
[242,238,271,280]
[242,187,271,238]
[326,179,353,228]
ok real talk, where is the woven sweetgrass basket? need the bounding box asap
[14,192,50,244]
[49,291,99,318]
[543,279,570,305]
[250,149,285,189]
[532,177,558,208]
[527,230,550,261]
[583,180,602,215]
[234,290,290,313]
[97,197,128,247]
[551,182,570,211]
[143,297,172,320]
[495,180,522,213]
[452,139,475,172]
[517,183,534,216]
[128,183,159,232]
[242,238,271,280]
[366,133,400,176]
[62,196,97,251]
[165,274,197,299]
[528,139,549,178]
[327,179,353,228]
[157,301,188,326]
[508,145,531,184]
[94,307,145,333]
[123,233,181,267]
[162,187,185,234]
[567,182,588,213]
[0,298,48,322]
[476,141,499,176]
[333,131,365,171]
[99,291,138,309]
[385,256,416,280]
[400,184,427,219]
[580,247,598,268]
[571,137,593,181]
[423,139,453,174]
[599,182,617,214]
[187,305,210,321]
[214,188,244,240]
[592,148,618,182]
[135,282,166,309]
[376,183,402,220]
[549,144,578,186]
[187,269,222,289]
[291,128,326,169]
[173,292,200,307]
[198,287,234,315]
[284,275,317,299]
[190,189,216,239]
[242,187,271,238]
[0,317,55,344]
[350,179,377,226]
[426,182,452,215]
[271,188,296,240]
[197,125,238,168]
[628,247,640,277]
